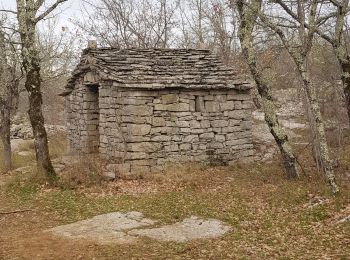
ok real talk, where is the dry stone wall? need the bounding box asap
[66,80,99,153]
[98,81,254,175]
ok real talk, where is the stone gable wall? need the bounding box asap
[66,80,254,175]
[97,81,254,175]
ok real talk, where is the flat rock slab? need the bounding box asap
[129,216,231,242]
[49,211,156,244]
[48,213,230,244]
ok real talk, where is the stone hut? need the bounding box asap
[63,46,254,176]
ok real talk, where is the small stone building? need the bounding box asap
[63,47,254,176]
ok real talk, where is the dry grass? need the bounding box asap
[48,134,67,159]
[1,158,349,259]
[57,155,106,189]
[0,151,35,173]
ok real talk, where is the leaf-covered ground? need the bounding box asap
[1,161,349,260]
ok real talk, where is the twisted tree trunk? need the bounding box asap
[299,63,339,194]
[25,61,55,181]
[332,0,350,124]
[0,30,13,172]
[237,0,299,179]
[336,58,350,123]
[0,103,12,171]
[16,0,56,182]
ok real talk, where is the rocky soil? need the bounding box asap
[10,114,66,140]
[252,88,307,161]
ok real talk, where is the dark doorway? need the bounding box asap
[85,84,99,153]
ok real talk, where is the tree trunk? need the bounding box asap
[339,62,350,123]
[15,0,69,183]
[25,65,56,182]
[0,104,12,171]
[19,31,56,182]
[237,0,299,179]
[300,65,339,195]
[331,42,350,124]
[0,30,12,172]
[246,66,299,179]
[332,0,350,125]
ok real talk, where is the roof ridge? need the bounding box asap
[83,47,212,55]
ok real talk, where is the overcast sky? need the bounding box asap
[0,0,83,28]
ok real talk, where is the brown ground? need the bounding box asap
[1,158,349,260]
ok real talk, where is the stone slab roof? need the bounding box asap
[64,48,252,93]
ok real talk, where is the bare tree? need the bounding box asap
[331,0,350,124]
[206,1,237,63]
[0,24,21,172]
[38,20,79,81]
[178,0,208,48]
[37,19,80,124]
[274,0,350,125]
[235,0,299,179]
[14,0,68,182]
[250,0,339,194]
[77,0,179,48]
[179,0,239,63]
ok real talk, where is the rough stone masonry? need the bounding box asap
[62,47,254,177]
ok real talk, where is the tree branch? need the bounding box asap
[0,209,33,215]
[0,9,17,15]
[329,0,342,7]
[2,26,20,34]
[273,0,335,44]
[35,0,46,10]
[35,0,68,23]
